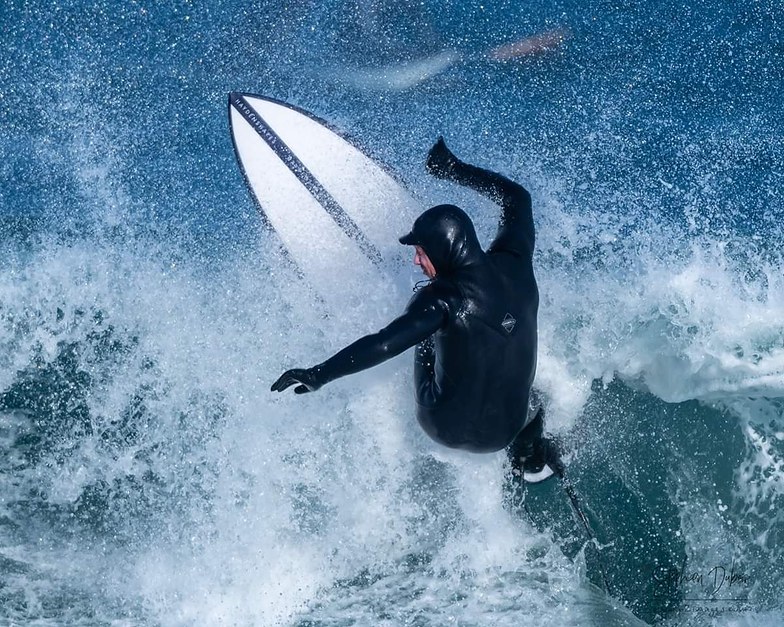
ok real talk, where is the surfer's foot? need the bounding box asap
[523,465,554,483]
[508,420,564,484]
[521,437,562,484]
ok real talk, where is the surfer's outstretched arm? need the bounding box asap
[426,137,534,259]
[271,291,447,394]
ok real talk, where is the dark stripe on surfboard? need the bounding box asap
[229,92,383,266]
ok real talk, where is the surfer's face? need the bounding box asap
[414,246,436,279]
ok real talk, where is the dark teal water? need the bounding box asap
[1,0,782,624]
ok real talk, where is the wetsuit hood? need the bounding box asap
[399,204,483,274]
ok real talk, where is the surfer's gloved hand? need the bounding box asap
[426,137,459,180]
[271,367,324,394]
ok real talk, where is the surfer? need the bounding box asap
[272,138,560,482]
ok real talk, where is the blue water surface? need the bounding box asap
[1,0,783,625]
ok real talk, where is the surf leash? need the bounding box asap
[553,464,613,596]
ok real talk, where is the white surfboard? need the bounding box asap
[228,93,418,312]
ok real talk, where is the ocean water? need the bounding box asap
[1,0,783,625]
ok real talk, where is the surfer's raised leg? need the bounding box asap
[507,399,563,483]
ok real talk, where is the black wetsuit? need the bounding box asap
[280,155,539,454]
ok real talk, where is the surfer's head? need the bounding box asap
[399,204,483,275]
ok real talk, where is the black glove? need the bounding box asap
[270,367,324,394]
[426,136,459,179]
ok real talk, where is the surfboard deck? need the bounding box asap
[228,92,418,313]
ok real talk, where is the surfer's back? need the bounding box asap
[414,253,539,453]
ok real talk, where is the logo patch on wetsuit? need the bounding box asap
[501,313,516,333]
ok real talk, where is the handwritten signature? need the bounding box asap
[653,561,752,597]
